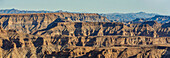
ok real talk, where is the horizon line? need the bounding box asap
[0,8,166,15]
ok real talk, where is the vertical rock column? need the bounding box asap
[153,31,158,38]
[97,24,104,36]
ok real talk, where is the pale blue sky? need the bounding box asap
[0,0,170,15]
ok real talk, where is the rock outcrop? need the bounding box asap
[0,13,110,33]
[0,26,169,58]
[0,13,169,58]
[32,21,169,37]
[0,28,169,58]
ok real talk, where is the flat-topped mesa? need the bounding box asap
[0,13,110,22]
[0,13,110,33]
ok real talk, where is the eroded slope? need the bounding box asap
[0,13,169,58]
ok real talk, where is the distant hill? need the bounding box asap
[132,15,170,23]
[0,8,66,14]
[0,9,170,58]
[146,15,170,23]
[100,12,157,22]
[2,9,168,23]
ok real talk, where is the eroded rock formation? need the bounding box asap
[0,13,110,33]
[0,13,169,58]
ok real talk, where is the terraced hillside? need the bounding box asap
[0,13,169,58]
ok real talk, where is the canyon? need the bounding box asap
[0,13,169,58]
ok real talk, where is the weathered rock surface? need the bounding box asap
[0,29,169,58]
[0,13,169,58]
[32,21,169,38]
[0,13,110,33]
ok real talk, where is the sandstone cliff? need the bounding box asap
[32,21,169,38]
[0,13,110,33]
[0,27,169,58]
[0,13,169,58]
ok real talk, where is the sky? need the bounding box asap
[0,0,170,15]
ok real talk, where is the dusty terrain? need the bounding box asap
[0,13,169,58]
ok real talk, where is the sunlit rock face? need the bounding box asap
[0,13,169,58]
[0,13,110,33]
